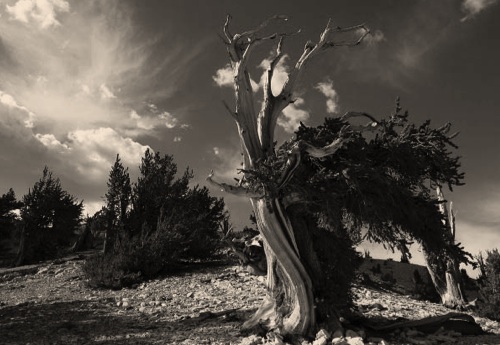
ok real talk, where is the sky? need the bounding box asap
[1,0,499,270]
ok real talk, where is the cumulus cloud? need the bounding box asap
[6,0,70,29]
[129,110,177,131]
[213,63,259,92]
[33,127,149,182]
[259,55,289,96]
[278,98,309,133]
[159,111,178,129]
[34,133,69,152]
[315,80,339,114]
[461,0,499,21]
[0,90,36,128]
[213,64,233,87]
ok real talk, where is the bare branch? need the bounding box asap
[341,111,380,132]
[257,20,370,155]
[276,136,352,189]
[341,111,379,123]
[238,15,288,40]
[206,170,263,198]
[303,137,350,158]
[223,14,233,43]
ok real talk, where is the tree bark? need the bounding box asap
[71,222,94,252]
[244,198,316,335]
[423,249,466,307]
[209,16,369,337]
[14,225,26,267]
[422,186,466,308]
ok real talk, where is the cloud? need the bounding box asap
[315,80,339,114]
[0,90,36,128]
[173,136,182,142]
[34,127,149,182]
[278,97,309,133]
[0,1,200,141]
[259,55,289,96]
[159,111,178,129]
[6,0,70,29]
[213,63,259,92]
[99,83,116,99]
[213,64,233,87]
[129,109,179,131]
[213,147,220,155]
[362,29,386,45]
[461,0,499,21]
[34,133,69,152]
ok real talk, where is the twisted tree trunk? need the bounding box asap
[422,186,466,308]
[207,16,369,337]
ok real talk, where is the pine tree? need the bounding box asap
[16,167,83,265]
[0,188,22,252]
[103,154,131,254]
[130,148,193,236]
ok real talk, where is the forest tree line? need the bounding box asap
[0,148,227,287]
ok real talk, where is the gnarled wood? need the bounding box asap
[211,15,370,337]
[422,186,466,308]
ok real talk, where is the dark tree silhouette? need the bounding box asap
[16,167,83,266]
[103,154,131,254]
[129,148,193,237]
[0,188,22,252]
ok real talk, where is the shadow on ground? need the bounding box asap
[0,299,250,344]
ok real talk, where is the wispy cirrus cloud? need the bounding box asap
[461,0,499,21]
[0,0,206,213]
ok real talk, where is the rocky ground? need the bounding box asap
[1,256,500,345]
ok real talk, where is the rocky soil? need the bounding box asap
[1,256,500,345]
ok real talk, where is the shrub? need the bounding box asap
[83,223,184,288]
[476,249,500,321]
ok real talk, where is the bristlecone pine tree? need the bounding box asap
[207,15,468,338]
[421,186,471,308]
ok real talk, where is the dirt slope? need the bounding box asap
[1,257,499,345]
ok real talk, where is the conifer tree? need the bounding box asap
[103,154,131,254]
[16,167,83,265]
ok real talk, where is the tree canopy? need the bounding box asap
[16,167,83,265]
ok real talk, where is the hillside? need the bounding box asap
[1,256,500,345]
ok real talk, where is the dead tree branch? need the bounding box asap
[206,170,263,198]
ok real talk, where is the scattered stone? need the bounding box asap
[331,337,348,345]
[346,337,364,345]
